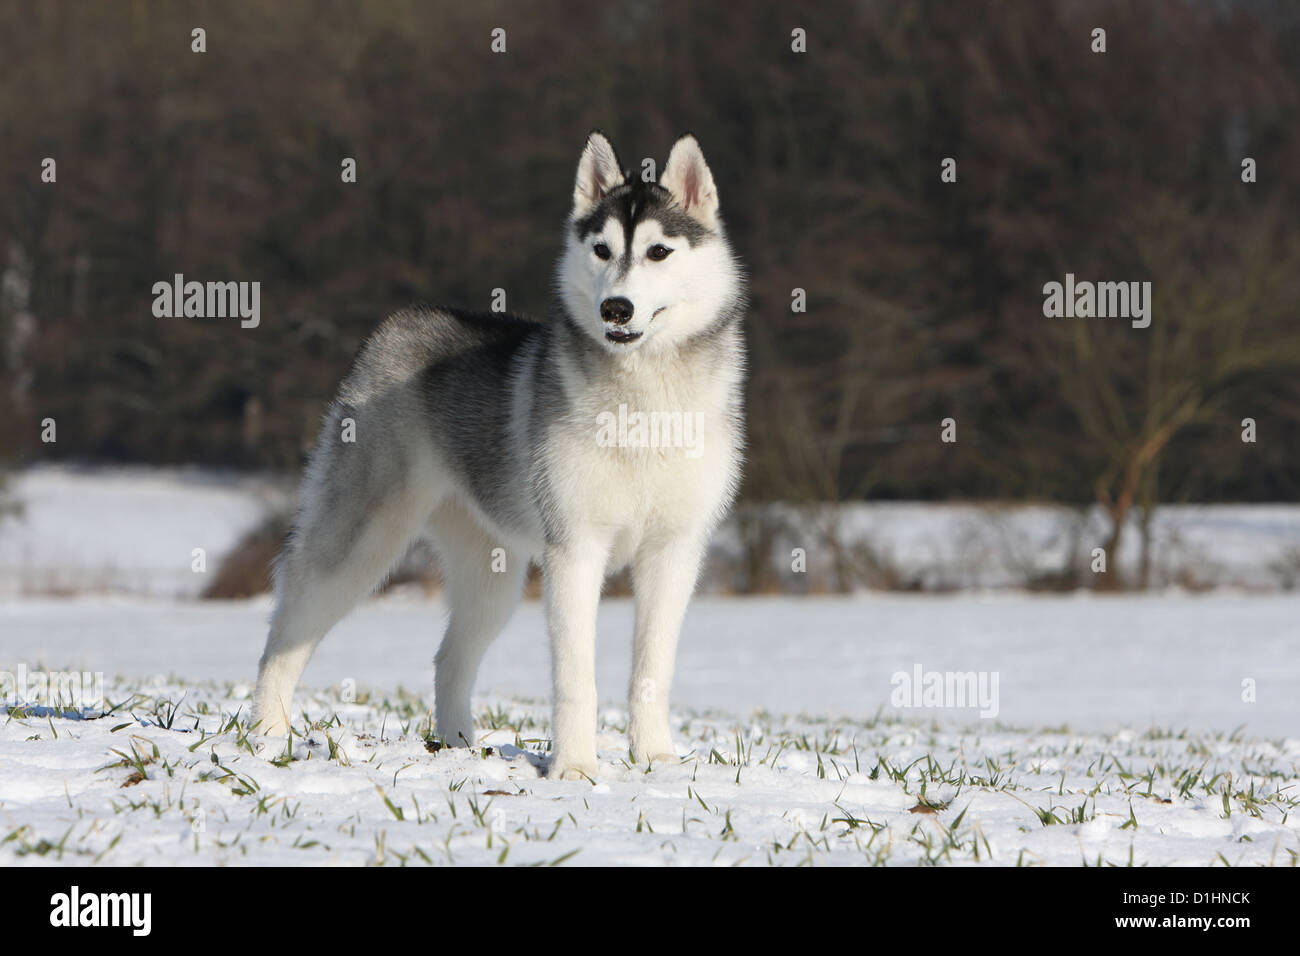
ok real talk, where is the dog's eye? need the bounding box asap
[593,242,611,260]
[647,244,673,261]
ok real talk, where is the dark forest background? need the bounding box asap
[2,1,1298,573]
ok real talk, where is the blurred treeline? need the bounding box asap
[3,0,1299,537]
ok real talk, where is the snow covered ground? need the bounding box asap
[1,592,1297,866]
[0,466,290,597]
[3,591,1297,736]
[4,465,1300,595]
[0,467,1295,865]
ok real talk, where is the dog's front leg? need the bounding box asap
[628,533,706,765]
[544,539,608,780]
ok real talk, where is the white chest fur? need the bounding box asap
[543,342,742,554]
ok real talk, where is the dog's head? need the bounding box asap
[559,131,740,355]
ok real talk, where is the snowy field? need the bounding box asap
[0,467,1296,866]
[5,466,1300,596]
[0,466,290,597]
[1,593,1297,866]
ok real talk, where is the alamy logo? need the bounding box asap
[1042,273,1151,329]
[151,273,260,328]
[595,403,704,458]
[0,664,104,711]
[49,886,151,936]
[890,663,1000,719]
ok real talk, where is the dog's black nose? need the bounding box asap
[600,297,634,325]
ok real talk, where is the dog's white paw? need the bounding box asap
[632,748,679,767]
[638,750,679,766]
[433,727,477,749]
[547,753,598,781]
[630,729,677,767]
[252,733,291,762]
[249,707,289,739]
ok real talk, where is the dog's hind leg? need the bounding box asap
[429,503,527,748]
[252,462,439,740]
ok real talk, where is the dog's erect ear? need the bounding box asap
[661,134,719,228]
[573,131,625,218]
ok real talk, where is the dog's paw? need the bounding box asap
[631,750,679,768]
[641,751,680,766]
[432,727,476,750]
[252,735,291,763]
[547,754,598,781]
[249,705,290,740]
[630,733,678,767]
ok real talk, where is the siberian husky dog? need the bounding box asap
[251,132,745,779]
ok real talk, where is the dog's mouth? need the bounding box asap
[604,328,643,345]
